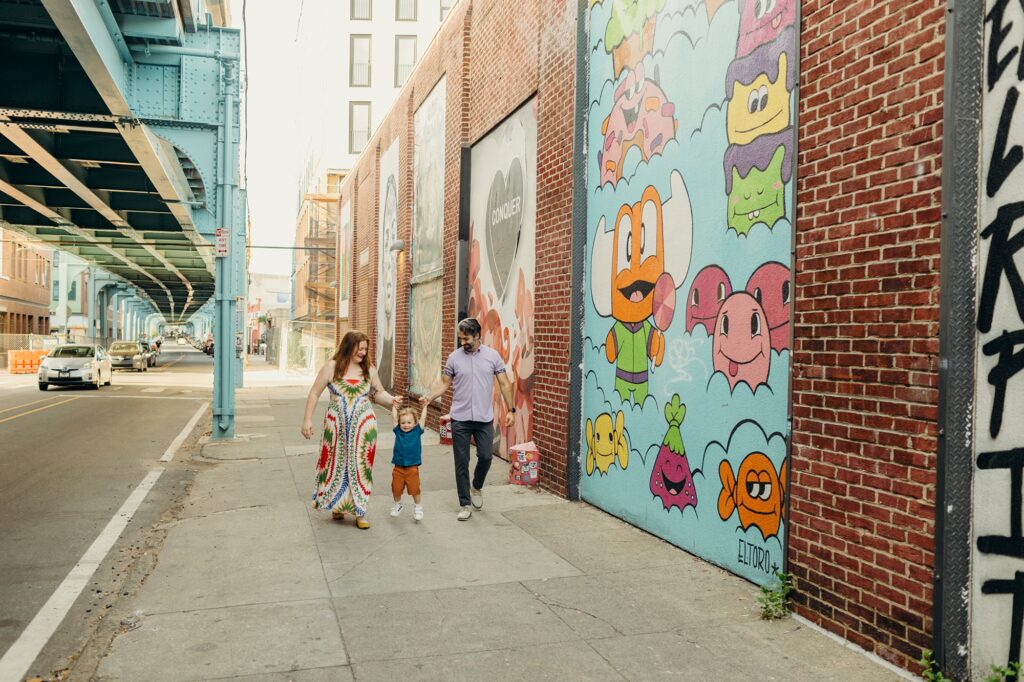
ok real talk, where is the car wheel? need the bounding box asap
[90,377,100,390]
[38,383,48,391]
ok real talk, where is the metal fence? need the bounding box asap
[264,321,334,373]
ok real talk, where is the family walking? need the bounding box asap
[301,319,516,527]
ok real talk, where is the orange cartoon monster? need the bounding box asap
[718,452,787,540]
[591,170,692,404]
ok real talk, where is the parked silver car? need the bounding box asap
[109,341,148,372]
[38,344,113,390]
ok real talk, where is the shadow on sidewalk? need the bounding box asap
[90,390,907,682]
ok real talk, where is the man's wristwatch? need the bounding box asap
[509,407,516,413]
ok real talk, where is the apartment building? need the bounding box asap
[292,170,343,324]
[0,228,51,335]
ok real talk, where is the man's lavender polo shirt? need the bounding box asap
[443,344,506,422]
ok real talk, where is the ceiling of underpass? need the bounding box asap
[0,0,237,321]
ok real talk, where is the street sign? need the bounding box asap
[215,228,229,257]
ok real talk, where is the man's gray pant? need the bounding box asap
[451,419,494,507]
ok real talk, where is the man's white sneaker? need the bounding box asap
[471,487,483,510]
[457,506,472,521]
[413,505,424,522]
[389,502,404,517]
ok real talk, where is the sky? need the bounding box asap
[231,0,304,277]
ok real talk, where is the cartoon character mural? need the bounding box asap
[468,98,536,458]
[649,394,698,513]
[599,62,678,186]
[736,0,797,58]
[712,291,771,391]
[718,451,786,540]
[590,170,693,404]
[580,0,797,587]
[376,140,399,389]
[586,410,629,475]
[686,265,732,335]
[724,26,796,146]
[723,129,793,235]
[745,261,791,352]
[604,0,667,78]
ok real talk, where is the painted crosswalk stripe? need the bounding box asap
[141,387,165,393]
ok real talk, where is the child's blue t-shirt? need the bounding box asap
[392,424,424,466]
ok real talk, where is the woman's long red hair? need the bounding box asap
[332,330,370,380]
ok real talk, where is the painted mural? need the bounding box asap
[408,78,447,396]
[581,0,796,586]
[972,0,1024,673]
[376,140,399,389]
[339,199,351,319]
[409,279,444,396]
[413,78,446,278]
[468,98,537,457]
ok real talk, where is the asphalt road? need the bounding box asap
[0,346,213,679]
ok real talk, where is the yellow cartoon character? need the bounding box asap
[718,452,787,540]
[586,411,629,475]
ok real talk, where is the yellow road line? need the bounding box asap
[151,355,183,373]
[0,397,55,415]
[0,397,80,424]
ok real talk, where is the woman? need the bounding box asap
[302,330,395,529]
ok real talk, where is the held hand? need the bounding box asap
[420,395,431,406]
[505,410,515,428]
[301,420,314,440]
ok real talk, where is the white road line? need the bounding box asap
[0,469,163,682]
[0,402,209,681]
[141,387,165,393]
[160,401,209,463]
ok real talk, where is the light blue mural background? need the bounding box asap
[581,0,796,586]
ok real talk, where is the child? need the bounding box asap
[390,399,428,521]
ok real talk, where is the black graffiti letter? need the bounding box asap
[989,87,1023,198]
[978,202,1024,334]
[983,330,1024,438]
[987,0,1020,91]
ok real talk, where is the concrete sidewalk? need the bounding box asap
[90,386,909,681]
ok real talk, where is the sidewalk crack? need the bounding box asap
[521,582,625,636]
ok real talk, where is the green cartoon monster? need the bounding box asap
[726,144,787,236]
[603,0,667,78]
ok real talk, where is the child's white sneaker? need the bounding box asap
[413,505,423,522]
[389,502,404,517]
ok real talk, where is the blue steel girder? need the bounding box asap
[0,0,241,325]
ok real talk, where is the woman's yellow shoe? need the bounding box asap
[356,516,370,529]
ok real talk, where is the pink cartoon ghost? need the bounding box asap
[712,292,771,390]
[737,0,797,58]
[686,265,732,335]
[745,261,791,352]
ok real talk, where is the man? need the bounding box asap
[421,317,516,520]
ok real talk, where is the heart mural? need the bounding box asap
[484,158,525,301]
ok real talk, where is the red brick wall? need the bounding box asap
[790,0,945,670]
[335,0,576,496]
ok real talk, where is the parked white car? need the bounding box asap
[38,344,113,391]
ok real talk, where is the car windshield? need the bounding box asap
[110,343,137,353]
[50,346,94,358]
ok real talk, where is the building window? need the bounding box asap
[350,0,371,20]
[396,0,416,21]
[441,0,453,19]
[395,35,417,87]
[350,35,371,87]
[349,101,371,153]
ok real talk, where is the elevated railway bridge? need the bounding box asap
[0,0,245,437]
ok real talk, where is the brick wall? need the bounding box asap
[335,0,577,496]
[790,0,945,670]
